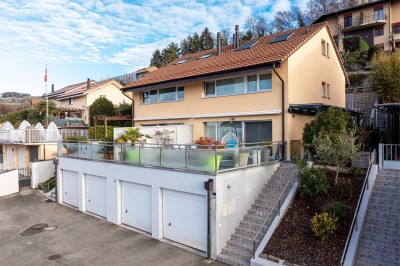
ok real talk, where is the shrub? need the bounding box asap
[88,126,115,141]
[343,36,369,52]
[368,46,382,60]
[298,167,329,198]
[346,56,357,65]
[323,201,351,219]
[89,97,115,126]
[348,73,368,87]
[349,166,363,178]
[311,212,338,240]
[194,137,224,149]
[372,51,400,103]
[64,135,87,142]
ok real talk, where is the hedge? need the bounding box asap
[343,36,369,52]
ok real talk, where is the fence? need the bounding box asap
[379,143,400,170]
[0,129,88,144]
[18,167,31,178]
[58,141,286,174]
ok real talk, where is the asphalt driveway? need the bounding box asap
[0,188,225,266]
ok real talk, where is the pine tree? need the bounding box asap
[180,36,191,56]
[161,42,180,65]
[200,27,214,50]
[189,33,201,53]
[150,49,163,67]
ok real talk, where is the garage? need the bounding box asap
[86,174,107,218]
[121,182,152,233]
[62,170,79,207]
[163,189,207,251]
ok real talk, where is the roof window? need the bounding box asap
[269,32,294,44]
[198,53,213,59]
[236,41,259,51]
[175,58,190,64]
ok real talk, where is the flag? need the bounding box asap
[44,65,47,82]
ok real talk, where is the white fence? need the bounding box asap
[31,160,55,188]
[0,129,88,144]
[0,169,18,197]
[379,143,400,170]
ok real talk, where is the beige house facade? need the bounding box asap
[49,79,130,125]
[315,0,400,51]
[123,23,346,157]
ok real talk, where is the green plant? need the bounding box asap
[64,135,87,142]
[89,97,116,126]
[194,137,224,149]
[372,51,400,103]
[115,128,152,145]
[343,36,369,52]
[311,212,338,240]
[368,46,383,60]
[153,129,175,146]
[88,126,115,141]
[298,167,329,198]
[349,166,363,178]
[323,201,351,219]
[348,73,368,87]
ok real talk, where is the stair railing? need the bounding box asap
[340,149,376,266]
[252,165,299,259]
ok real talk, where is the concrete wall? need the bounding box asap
[0,169,18,197]
[215,163,278,254]
[31,160,55,188]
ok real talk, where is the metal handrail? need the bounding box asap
[252,165,299,259]
[340,149,376,265]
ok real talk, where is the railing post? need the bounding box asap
[378,143,383,170]
[160,145,163,168]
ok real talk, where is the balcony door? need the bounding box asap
[245,121,272,144]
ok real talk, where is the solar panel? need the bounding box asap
[236,41,259,51]
[198,53,213,59]
[269,32,294,44]
[175,58,190,64]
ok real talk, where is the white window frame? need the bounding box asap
[142,86,184,104]
[68,98,73,105]
[322,82,327,98]
[204,71,272,97]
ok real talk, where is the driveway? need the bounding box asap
[0,188,225,266]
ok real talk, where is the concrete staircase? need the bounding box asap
[217,163,298,266]
[354,169,400,266]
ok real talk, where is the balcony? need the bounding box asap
[57,141,286,174]
[340,14,387,33]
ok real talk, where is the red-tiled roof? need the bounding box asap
[56,80,121,100]
[124,22,343,90]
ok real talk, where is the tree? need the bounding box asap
[371,51,400,103]
[305,0,341,23]
[189,33,201,53]
[161,42,180,65]
[89,97,115,126]
[293,6,307,27]
[273,11,298,32]
[180,36,191,56]
[244,15,273,38]
[150,49,163,68]
[200,27,214,50]
[220,27,232,45]
[313,131,359,184]
[34,100,57,119]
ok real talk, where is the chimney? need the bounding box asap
[235,25,239,48]
[305,26,308,34]
[217,32,222,55]
[87,78,90,90]
[51,84,54,93]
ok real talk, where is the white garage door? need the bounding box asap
[121,182,152,233]
[86,175,107,218]
[62,170,79,207]
[163,189,207,251]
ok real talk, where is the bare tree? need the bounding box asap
[306,0,341,22]
[273,11,298,32]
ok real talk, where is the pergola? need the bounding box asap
[93,115,132,139]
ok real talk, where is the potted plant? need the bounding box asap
[261,139,273,162]
[63,135,87,155]
[154,129,184,167]
[194,137,223,172]
[115,128,152,163]
[100,143,114,160]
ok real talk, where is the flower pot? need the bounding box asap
[239,153,249,166]
[125,148,140,163]
[203,154,222,172]
[262,148,271,162]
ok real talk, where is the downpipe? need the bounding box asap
[204,179,214,260]
[272,62,286,160]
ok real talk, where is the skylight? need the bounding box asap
[198,53,213,59]
[236,41,259,51]
[269,32,294,44]
[175,58,190,64]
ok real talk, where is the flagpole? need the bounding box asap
[45,64,49,127]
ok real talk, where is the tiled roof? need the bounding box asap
[56,80,121,100]
[48,81,89,98]
[124,22,340,90]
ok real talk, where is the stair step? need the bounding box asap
[362,223,400,237]
[239,220,268,231]
[222,246,253,261]
[247,208,277,217]
[367,202,400,213]
[364,216,399,228]
[217,253,250,266]
[373,185,400,195]
[225,239,254,253]
[361,231,400,245]
[231,232,263,244]
[236,226,269,239]
[374,179,400,186]
[366,209,399,221]
[359,238,400,255]
[355,254,398,266]
[251,202,275,211]
[368,197,400,207]
[254,198,275,206]
[357,246,400,264]
[371,191,400,201]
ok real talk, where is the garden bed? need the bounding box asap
[262,171,364,266]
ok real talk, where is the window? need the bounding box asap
[68,98,73,105]
[327,84,330,99]
[374,27,384,36]
[269,33,294,44]
[396,42,400,48]
[236,41,259,51]
[205,73,272,97]
[333,36,339,47]
[321,39,326,55]
[374,7,384,21]
[344,14,352,28]
[175,58,190,64]
[392,24,400,34]
[327,43,330,58]
[322,82,327,98]
[199,53,213,59]
[142,86,184,104]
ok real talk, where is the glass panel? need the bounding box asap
[140,146,161,166]
[161,147,186,168]
[205,122,217,140]
[247,75,257,92]
[245,121,272,144]
[374,9,383,20]
[142,91,150,103]
[159,87,176,102]
[205,82,215,96]
[217,121,242,142]
[260,74,272,91]
[177,86,184,99]
[216,77,244,96]
[150,90,158,103]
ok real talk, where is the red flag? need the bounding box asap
[44,65,47,82]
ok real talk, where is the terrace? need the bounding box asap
[340,13,387,33]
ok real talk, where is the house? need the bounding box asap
[48,79,130,125]
[314,0,400,51]
[123,22,347,157]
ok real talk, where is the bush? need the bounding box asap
[349,166,363,178]
[311,212,338,240]
[298,167,329,198]
[343,36,369,52]
[89,97,115,126]
[368,46,382,60]
[348,73,368,87]
[88,126,115,141]
[346,57,357,65]
[64,135,87,142]
[323,201,351,219]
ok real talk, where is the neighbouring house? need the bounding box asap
[123,22,347,157]
[314,0,400,51]
[48,79,130,126]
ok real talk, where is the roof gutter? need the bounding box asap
[272,62,286,160]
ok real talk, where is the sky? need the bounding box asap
[0,0,307,96]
